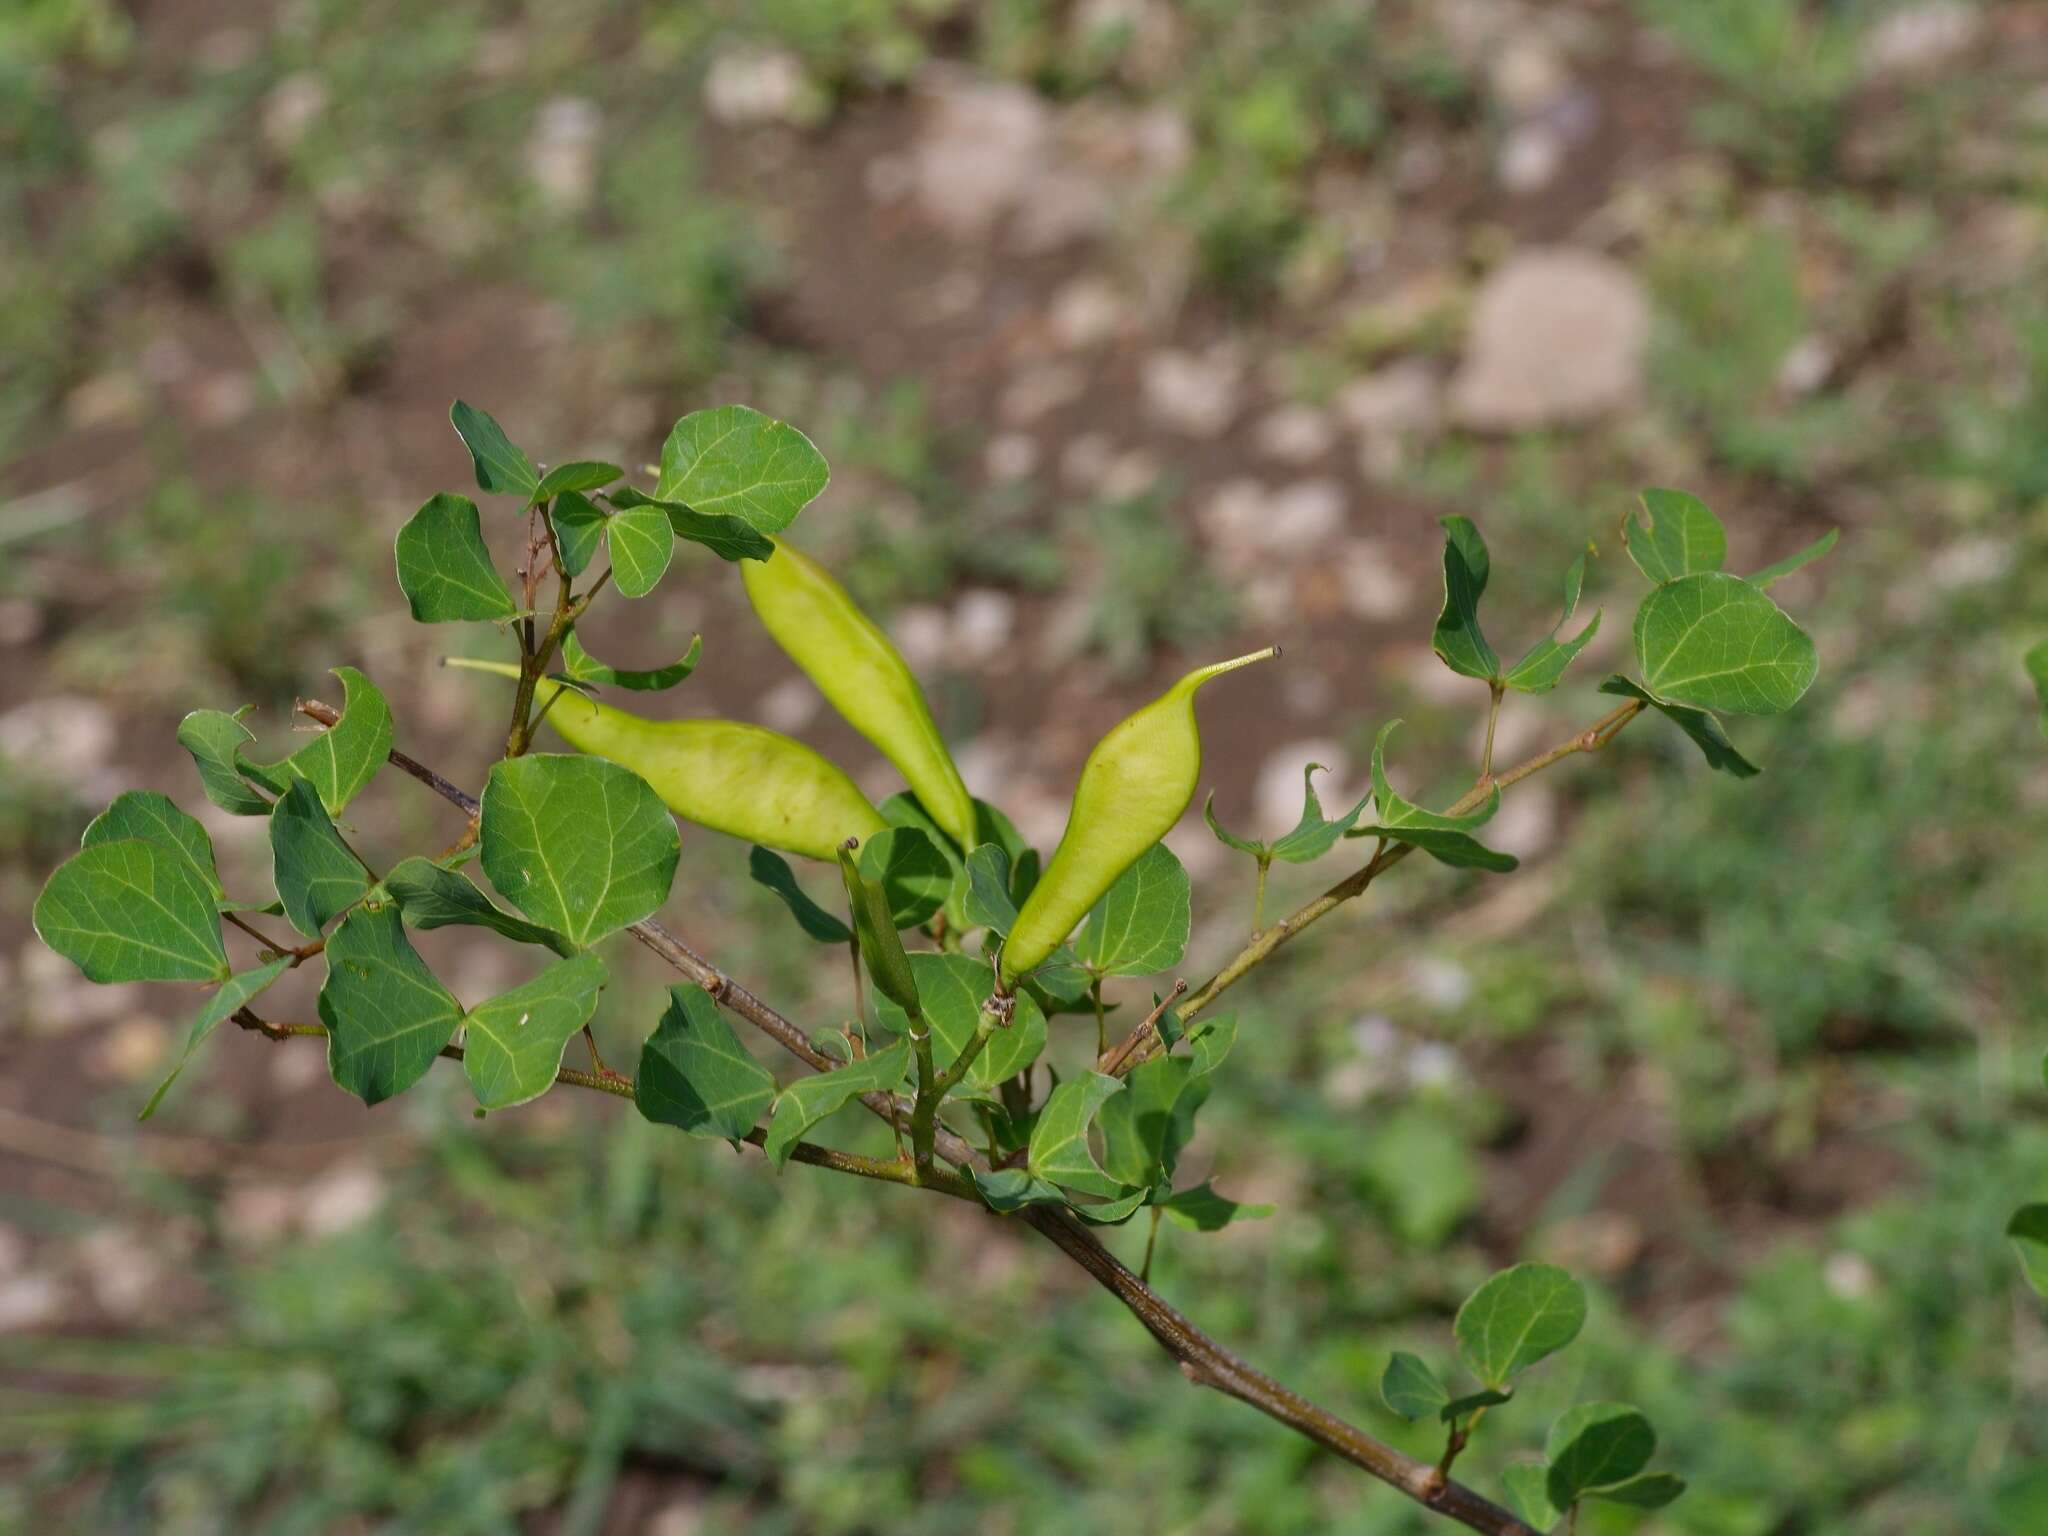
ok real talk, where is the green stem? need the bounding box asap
[1252,855,1271,933]
[1140,1206,1163,1283]
[1092,977,1107,1058]
[1480,681,1504,779]
[908,1015,939,1180]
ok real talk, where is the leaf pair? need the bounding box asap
[1501,1403,1685,1530]
[1206,763,1372,869]
[1431,517,1602,695]
[1380,1263,1584,1427]
[1349,722,1517,872]
[177,667,392,820]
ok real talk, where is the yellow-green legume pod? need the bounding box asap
[1000,647,1278,987]
[741,537,977,852]
[450,660,885,861]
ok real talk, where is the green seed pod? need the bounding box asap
[742,538,977,852]
[1000,648,1277,988]
[837,841,921,1020]
[451,660,885,861]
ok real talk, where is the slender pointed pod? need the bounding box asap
[741,537,977,851]
[1000,647,1278,988]
[450,659,885,860]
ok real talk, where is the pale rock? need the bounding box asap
[302,1165,386,1237]
[1047,276,1128,349]
[191,371,257,426]
[951,589,1017,663]
[0,695,116,786]
[1409,955,1473,1011]
[704,49,815,127]
[92,1016,167,1083]
[1267,479,1347,556]
[262,73,330,154]
[1099,448,1161,501]
[910,75,1052,240]
[950,736,1011,805]
[65,371,144,431]
[999,362,1086,426]
[1281,667,1336,719]
[1927,536,2010,590]
[1485,783,1558,860]
[270,1043,328,1094]
[78,1227,162,1320]
[1777,335,1834,397]
[759,678,819,734]
[648,1501,707,1536]
[1450,249,1648,429]
[0,1273,61,1333]
[1490,34,1572,115]
[1253,740,1354,834]
[222,1183,299,1247]
[984,432,1040,482]
[21,942,138,1032]
[1012,168,1113,254]
[1862,3,1983,78]
[1336,539,1411,622]
[1405,1040,1462,1090]
[863,151,915,204]
[1005,784,1070,853]
[1242,572,1297,627]
[1059,433,1117,491]
[1394,135,1448,193]
[1824,1250,1878,1300]
[1141,346,1243,437]
[1197,477,1267,572]
[1497,123,1565,193]
[526,97,601,215]
[889,605,951,672]
[1337,360,1442,438]
[1404,646,1479,705]
[1255,405,1336,464]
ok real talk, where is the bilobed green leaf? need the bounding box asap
[605,504,675,598]
[1432,515,1499,681]
[2009,1204,2048,1297]
[269,778,370,938]
[1502,1465,1561,1532]
[1749,527,1837,589]
[635,983,775,1140]
[1160,1180,1272,1231]
[1356,721,1517,872]
[607,486,776,563]
[1591,1473,1686,1509]
[762,1039,911,1168]
[1455,1263,1587,1388]
[551,490,607,578]
[2026,641,2048,740]
[1269,764,1374,863]
[395,493,517,623]
[1202,793,1270,860]
[320,903,464,1105]
[35,839,230,984]
[480,754,680,947]
[140,956,293,1119]
[1598,676,1760,777]
[874,952,1046,1087]
[1380,1352,1451,1422]
[857,825,951,929]
[1624,488,1725,584]
[560,628,702,692]
[1545,1403,1656,1507]
[1505,554,1602,695]
[450,400,539,498]
[383,856,577,956]
[461,951,609,1110]
[177,708,277,816]
[268,667,393,816]
[1028,1072,1128,1198]
[1074,842,1190,977]
[533,460,622,502]
[1634,571,1818,715]
[653,405,829,533]
[749,846,853,943]
[838,844,920,1017]
[84,791,223,899]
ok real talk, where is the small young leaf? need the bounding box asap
[838,843,921,1018]
[266,667,394,817]
[1505,554,1602,695]
[1441,1388,1512,1424]
[1545,1403,1656,1507]
[1073,842,1190,977]
[1432,515,1500,681]
[1624,488,1725,584]
[762,1040,911,1168]
[1598,676,1760,777]
[552,490,607,578]
[606,503,676,598]
[35,839,230,984]
[857,825,951,930]
[654,405,829,533]
[395,493,517,623]
[1501,1465,1561,1532]
[1455,1262,1587,1388]
[140,956,293,1119]
[2026,640,2048,740]
[319,903,464,1106]
[635,983,775,1140]
[1355,721,1517,872]
[461,951,610,1111]
[1269,764,1374,863]
[608,486,776,563]
[84,791,224,899]
[1202,792,1271,860]
[383,856,577,957]
[269,778,369,938]
[1380,1352,1451,1422]
[1028,1072,1128,1198]
[1072,1187,1150,1224]
[1633,572,1818,715]
[178,708,279,816]
[450,400,539,498]
[972,1167,1069,1212]
[533,460,622,502]
[873,952,1046,1087]
[749,846,853,944]
[1591,1472,1686,1509]
[1748,527,1837,589]
[480,754,680,947]
[560,628,702,692]
[2009,1204,2048,1298]
[1159,1180,1272,1231]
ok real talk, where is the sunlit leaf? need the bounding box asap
[551,490,607,578]
[1545,1402,1656,1507]
[1380,1352,1451,1422]
[653,405,829,533]
[462,952,609,1111]
[395,493,517,623]
[450,399,539,497]
[140,956,293,1120]
[177,708,277,817]
[1432,515,1499,681]
[1160,1179,1272,1231]
[269,778,369,938]
[383,856,575,957]
[635,983,775,1141]
[1028,1072,1128,1199]
[1505,553,1602,695]
[1073,842,1189,977]
[605,504,675,598]
[35,839,230,984]
[1624,488,1725,584]
[2009,1204,2048,1298]
[533,460,622,502]
[874,952,1045,1087]
[480,754,680,946]
[857,825,951,930]
[320,904,464,1106]
[762,1040,911,1168]
[1354,721,1516,872]
[1455,1263,1587,1388]
[560,628,701,692]
[84,791,223,900]
[1633,572,1817,714]
[607,485,775,562]
[1502,1465,1561,1532]
[266,667,393,816]
[838,843,919,1017]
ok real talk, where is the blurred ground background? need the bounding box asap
[3,1,2048,1532]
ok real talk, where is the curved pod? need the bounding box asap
[453,660,885,861]
[1000,648,1277,987]
[742,538,977,852]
